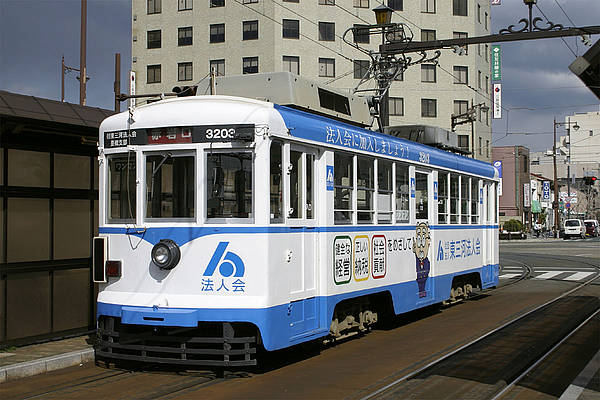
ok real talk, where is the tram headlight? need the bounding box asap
[151,239,181,270]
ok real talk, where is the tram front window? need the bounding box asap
[207,152,253,219]
[146,153,195,219]
[107,153,136,223]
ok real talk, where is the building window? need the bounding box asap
[421,98,437,117]
[485,140,489,157]
[147,0,161,14]
[319,22,335,41]
[421,29,436,42]
[388,0,402,11]
[485,44,489,61]
[210,0,224,7]
[485,12,488,29]
[353,25,370,44]
[243,0,258,3]
[283,56,300,75]
[458,135,469,152]
[283,0,299,3]
[319,58,335,77]
[283,19,299,39]
[421,64,436,83]
[243,57,258,74]
[354,0,368,8]
[243,20,259,40]
[178,27,192,46]
[478,70,482,89]
[319,0,334,4]
[454,100,468,116]
[178,0,192,10]
[210,59,225,76]
[485,76,489,93]
[389,97,404,116]
[147,30,161,49]
[421,0,435,13]
[453,0,467,16]
[478,137,483,155]
[178,62,193,81]
[453,31,468,54]
[454,66,468,84]
[354,60,370,79]
[147,64,161,83]
[477,4,481,23]
[210,24,225,43]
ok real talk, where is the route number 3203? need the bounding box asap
[205,128,236,139]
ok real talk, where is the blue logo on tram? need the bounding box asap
[203,242,245,277]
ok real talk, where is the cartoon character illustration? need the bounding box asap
[413,222,431,298]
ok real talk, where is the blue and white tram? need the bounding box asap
[94,94,499,367]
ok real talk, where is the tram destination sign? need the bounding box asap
[104,124,255,148]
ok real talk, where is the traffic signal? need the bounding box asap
[584,176,597,185]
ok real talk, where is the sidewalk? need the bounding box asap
[0,335,94,383]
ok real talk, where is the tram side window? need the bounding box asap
[471,178,479,224]
[377,160,392,223]
[146,153,194,219]
[395,163,409,223]
[108,154,136,222]
[270,142,282,222]
[438,172,448,224]
[334,153,353,224]
[450,174,459,224]
[289,150,303,219]
[357,156,374,223]
[306,154,314,219]
[207,152,253,219]
[415,172,429,220]
[460,176,469,224]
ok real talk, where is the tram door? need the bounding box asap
[481,181,494,284]
[414,170,435,304]
[286,146,318,336]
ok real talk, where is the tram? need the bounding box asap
[93,73,499,367]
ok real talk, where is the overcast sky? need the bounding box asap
[1,0,598,153]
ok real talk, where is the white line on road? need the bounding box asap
[499,273,521,279]
[534,271,564,279]
[558,349,600,400]
[562,272,595,281]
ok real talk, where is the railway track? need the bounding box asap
[357,254,600,400]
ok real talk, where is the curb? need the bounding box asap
[0,348,94,383]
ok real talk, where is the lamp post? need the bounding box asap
[553,118,579,232]
[373,4,393,131]
[451,102,489,158]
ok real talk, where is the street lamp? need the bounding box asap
[451,102,489,158]
[552,117,579,235]
[373,4,393,25]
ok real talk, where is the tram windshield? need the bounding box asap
[207,152,253,219]
[145,152,195,219]
[107,153,136,222]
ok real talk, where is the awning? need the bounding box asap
[531,200,542,213]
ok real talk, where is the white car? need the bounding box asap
[563,219,585,239]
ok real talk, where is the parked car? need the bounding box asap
[584,220,600,237]
[563,219,586,239]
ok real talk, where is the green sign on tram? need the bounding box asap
[492,45,501,81]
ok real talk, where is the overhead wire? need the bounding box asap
[534,3,578,57]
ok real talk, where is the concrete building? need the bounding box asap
[130,0,492,161]
[492,145,531,228]
[531,110,600,181]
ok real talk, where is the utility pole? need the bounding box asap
[567,117,571,218]
[553,118,559,237]
[114,53,121,112]
[79,0,87,106]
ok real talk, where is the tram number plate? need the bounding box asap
[194,124,255,142]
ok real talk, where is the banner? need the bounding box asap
[493,160,503,195]
[542,181,551,200]
[524,183,531,207]
[493,84,502,119]
[492,45,501,81]
[129,70,136,107]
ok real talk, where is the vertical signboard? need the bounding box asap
[542,181,551,201]
[491,45,501,81]
[493,84,502,119]
[524,183,531,207]
[493,160,503,195]
[129,70,136,107]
